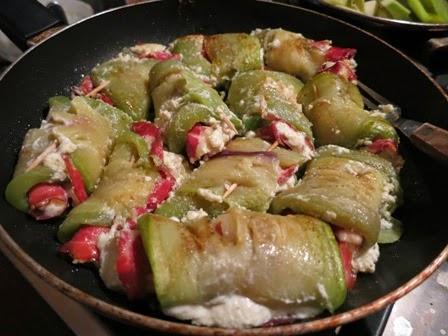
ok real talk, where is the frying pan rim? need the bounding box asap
[1,0,448,334]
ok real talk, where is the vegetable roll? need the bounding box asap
[271,145,401,249]
[227,70,314,159]
[170,35,213,83]
[253,28,357,82]
[5,96,132,220]
[155,151,281,219]
[298,72,398,147]
[57,121,178,242]
[150,60,242,162]
[203,33,263,86]
[138,208,346,328]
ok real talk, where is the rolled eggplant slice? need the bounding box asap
[271,146,401,249]
[150,60,242,161]
[203,33,263,86]
[227,70,309,134]
[253,28,357,82]
[138,208,346,328]
[91,50,158,120]
[225,137,308,169]
[5,96,132,218]
[170,35,212,82]
[155,152,280,219]
[57,130,159,242]
[298,72,398,147]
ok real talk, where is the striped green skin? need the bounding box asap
[204,33,263,86]
[5,96,132,213]
[171,35,212,80]
[227,70,311,136]
[298,72,397,147]
[138,208,346,313]
[57,132,158,242]
[92,55,158,120]
[149,60,242,153]
[156,154,280,219]
[271,147,401,249]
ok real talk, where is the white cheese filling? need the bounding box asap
[197,188,224,203]
[275,122,314,160]
[163,151,188,188]
[164,294,321,329]
[194,121,236,160]
[352,243,380,274]
[130,43,166,56]
[276,174,297,193]
[97,224,123,292]
[181,209,208,223]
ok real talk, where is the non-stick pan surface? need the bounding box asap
[1,0,448,334]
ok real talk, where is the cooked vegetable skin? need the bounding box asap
[5,96,131,213]
[156,152,280,219]
[138,209,346,315]
[149,60,242,153]
[170,35,212,81]
[225,137,308,168]
[254,28,327,81]
[298,72,398,147]
[271,146,401,249]
[203,33,263,85]
[226,70,312,136]
[91,52,158,120]
[57,132,159,242]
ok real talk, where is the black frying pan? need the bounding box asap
[1,0,448,335]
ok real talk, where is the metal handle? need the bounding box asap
[410,122,448,164]
[426,37,448,69]
[0,0,64,50]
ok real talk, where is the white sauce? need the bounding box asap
[41,201,66,219]
[343,161,372,176]
[352,243,380,274]
[164,294,320,329]
[324,145,350,154]
[197,188,223,203]
[182,209,208,222]
[244,131,256,138]
[163,151,187,188]
[275,122,314,160]
[276,174,297,193]
[130,43,166,55]
[43,152,66,181]
[194,121,236,161]
[97,225,123,292]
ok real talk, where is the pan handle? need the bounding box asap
[0,0,65,51]
[410,122,448,164]
[426,37,448,68]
